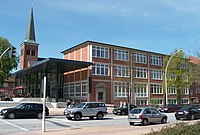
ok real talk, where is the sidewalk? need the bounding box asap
[9,124,163,135]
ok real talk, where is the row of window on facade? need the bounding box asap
[92,46,162,66]
[114,82,189,97]
[62,80,189,98]
[92,46,187,69]
[21,49,36,56]
[92,64,188,80]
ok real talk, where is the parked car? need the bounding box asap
[129,107,168,126]
[0,103,49,119]
[159,104,180,113]
[64,102,108,121]
[175,107,200,120]
[113,104,137,115]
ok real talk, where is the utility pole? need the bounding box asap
[165,49,182,105]
[127,81,130,126]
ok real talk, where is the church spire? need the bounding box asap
[24,6,38,45]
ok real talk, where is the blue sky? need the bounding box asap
[0,0,200,60]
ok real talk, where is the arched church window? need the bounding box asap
[26,49,30,55]
[31,50,35,56]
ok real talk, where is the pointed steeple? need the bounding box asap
[24,6,38,45]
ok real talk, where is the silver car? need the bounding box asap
[64,102,108,120]
[129,107,167,126]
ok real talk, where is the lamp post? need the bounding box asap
[165,49,182,105]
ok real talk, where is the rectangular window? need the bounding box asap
[168,86,176,94]
[114,82,127,97]
[114,65,129,77]
[75,83,81,97]
[168,99,177,104]
[150,55,162,66]
[82,82,88,97]
[134,68,147,79]
[114,49,129,61]
[63,84,69,98]
[150,99,163,105]
[181,87,189,94]
[137,99,148,105]
[134,83,148,97]
[92,63,109,76]
[92,46,109,59]
[181,98,189,104]
[151,84,163,94]
[64,81,88,97]
[151,69,162,80]
[69,84,74,97]
[133,52,147,64]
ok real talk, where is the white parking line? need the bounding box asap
[0,119,29,131]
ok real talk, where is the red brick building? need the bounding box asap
[61,41,190,106]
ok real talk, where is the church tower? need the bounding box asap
[20,7,39,69]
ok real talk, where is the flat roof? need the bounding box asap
[12,57,92,77]
[61,40,166,56]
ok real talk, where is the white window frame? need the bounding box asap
[151,98,163,105]
[151,69,162,80]
[181,98,189,104]
[134,67,147,79]
[134,83,148,97]
[150,55,162,66]
[151,84,163,94]
[137,99,148,105]
[114,65,129,77]
[133,52,147,64]
[168,86,176,94]
[92,63,109,76]
[181,87,189,94]
[168,99,177,104]
[114,82,127,97]
[64,81,88,98]
[92,46,109,59]
[114,49,129,61]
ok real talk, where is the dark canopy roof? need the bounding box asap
[12,58,92,77]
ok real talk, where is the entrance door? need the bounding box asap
[98,92,104,102]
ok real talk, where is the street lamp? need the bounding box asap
[165,49,182,105]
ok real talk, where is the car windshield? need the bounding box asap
[76,103,86,108]
[130,108,142,114]
[15,104,24,109]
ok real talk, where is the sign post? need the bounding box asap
[42,76,46,132]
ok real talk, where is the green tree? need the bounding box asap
[0,37,19,86]
[163,49,192,105]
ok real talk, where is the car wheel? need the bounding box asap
[66,117,72,120]
[97,113,103,120]
[142,119,148,126]
[190,114,195,120]
[121,111,126,115]
[74,113,81,121]
[8,112,15,119]
[176,117,180,120]
[37,112,42,119]
[130,122,134,125]
[161,117,167,124]
[168,109,171,113]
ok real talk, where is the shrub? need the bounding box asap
[146,122,200,135]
